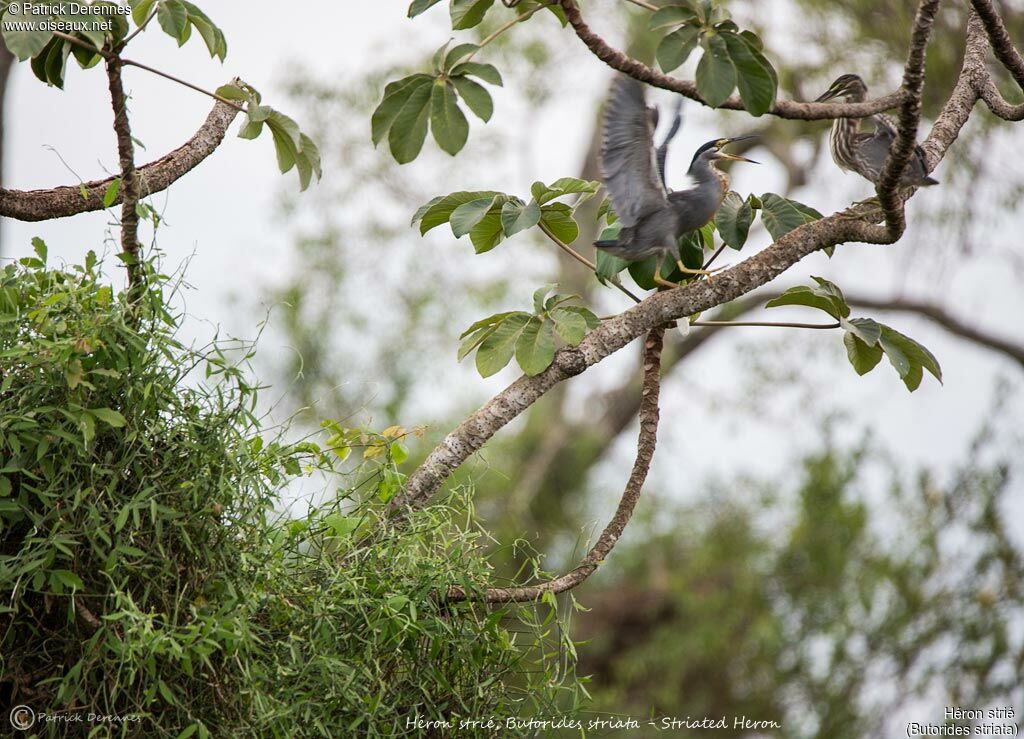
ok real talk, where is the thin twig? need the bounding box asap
[447,326,665,602]
[122,8,159,47]
[623,0,659,11]
[691,319,840,329]
[465,1,550,63]
[538,221,642,303]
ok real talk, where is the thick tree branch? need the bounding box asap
[392,204,884,515]
[970,0,1024,88]
[106,55,143,295]
[557,0,908,120]
[0,85,240,222]
[875,0,941,239]
[447,327,665,603]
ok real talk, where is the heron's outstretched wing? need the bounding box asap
[601,77,668,228]
[655,96,684,188]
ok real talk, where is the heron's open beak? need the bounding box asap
[717,152,759,164]
[724,134,758,145]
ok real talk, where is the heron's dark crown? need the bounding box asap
[827,74,867,96]
[689,138,729,167]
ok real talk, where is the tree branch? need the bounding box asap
[446,327,665,603]
[0,84,240,222]
[557,0,908,121]
[392,203,883,515]
[106,55,144,296]
[874,0,941,239]
[969,0,1024,88]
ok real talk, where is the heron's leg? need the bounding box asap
[675,259,726,276]
[650,253,681,290]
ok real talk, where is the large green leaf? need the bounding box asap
[450,61,503,86]
[515,317,556,376]
[414,190,505,234]
[539,203,579,244]
[843,333,884,376]
[649,4,699,31]
[878,326,942,391]
[408,0,444,17]
[721,32,775,116]
[501,200,542,237]
[430,80,469,155]
[476,313,531,377]
[765,284,848,320]
[450,76,493,122]
[450,196,500,237]
[695,33,736,107]
[469,209,506,253]
[550,308,589,346]
[458,311,517,360]
[530,178,600,206]
[3,4,53,60]
[714,191,753,249]
[158,0,189,42]
[656,26,700,73]
[388,81,433,164]
[372,75,431,145]
[759,193,819,241]
[841,316,882,346]
[451,0,495,29]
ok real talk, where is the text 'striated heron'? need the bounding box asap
[816,74,938,187]
[595,77,757,290]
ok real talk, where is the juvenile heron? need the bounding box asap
[595,77,757,290]
[815,74,938,187]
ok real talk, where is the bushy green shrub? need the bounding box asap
[0,251,582,737]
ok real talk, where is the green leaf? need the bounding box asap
[500,200,541,237]
[158,0,189,43]
[539,203,579,244]
[372,74,432,146]
[388,81,433,164]
[450,61,503,86]
[52,570,84,592]
[843,332,884,376]
[31,237,47,264]
[103,179,121,208]
[430,80,469,155]
[695,33,736,108]
[841,316,881,346]
[215,83,249,102]
[765,284,848,320]
[90,408,127,428]
[324,514,361,538]
[515,317,556,375]
[444,43,479,71]
[458,312,515,360]
[2,5,53,60]
[450,196,499,237]
[531,177,600,206]
[451,0,495,29]
[267,112,301,173]
[649,4,699,31]
[476,313,531,377]
[550,308,589,345]
[180,2,227,60]
[759,193,817,241]
[414,190,505,234]
[714,191,753,249]
[656,26,700,73]
[43,37,69,88]
[132,0,156,27]
[238,119,263,140]
[408,0,444,17]
[878,325,942,391]
[721,32,775,116]
[557,305,601,329]
[532,284,556,314]
[469,209,506,253]
[595,241,629,285]
[450,76,493,122]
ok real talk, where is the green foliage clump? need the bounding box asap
[0,252,581,737]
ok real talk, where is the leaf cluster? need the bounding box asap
[767,277,943,391]
[651,0,777,114]
[458,286,600,377]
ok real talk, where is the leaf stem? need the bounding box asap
[465,1,550,62]
[690,319,841,329]
[122,9,159,47]
[51,32,246,112]
[623,0,660,11]
[538,222,642,303]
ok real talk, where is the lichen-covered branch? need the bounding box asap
[970,0,1024,88]
[106,55,143,295]
[557,0,908,120]
[875,0,941,238]
[0,85,239,222]
[446,327,665,603]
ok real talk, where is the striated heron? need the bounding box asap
[595,77,757,290]
[816,74,938,187]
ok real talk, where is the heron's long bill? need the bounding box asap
[717,152,759,164]
[815,88,840,102]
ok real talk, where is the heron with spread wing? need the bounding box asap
[595,77,757,290]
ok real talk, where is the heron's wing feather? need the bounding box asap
[601,77,668,228]
[655,97,684,188]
